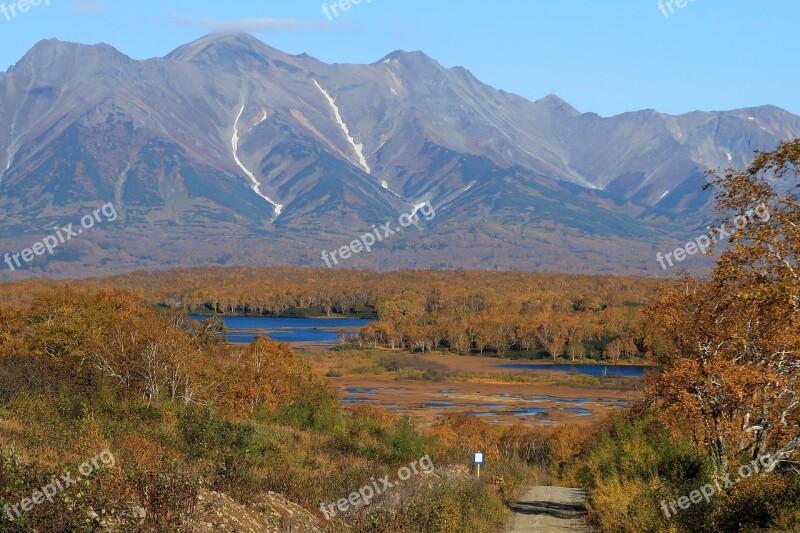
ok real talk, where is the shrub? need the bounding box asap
[129,459,198,528]
[0,451,132,532]
[406,480,507,533]
[569,411,800,532]
[273,397,342,433]
[176,409,254,461]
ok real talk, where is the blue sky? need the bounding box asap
[1,0,797,117]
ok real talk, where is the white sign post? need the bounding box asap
[474,451,484,479]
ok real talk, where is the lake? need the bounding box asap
[493,363,652,377]
[191,315,373,344]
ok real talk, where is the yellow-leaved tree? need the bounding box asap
[646,139,799,471]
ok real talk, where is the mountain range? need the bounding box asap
[1,32,798,278]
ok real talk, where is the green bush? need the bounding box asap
[0,452,131,532]
[387,418,434,461]
[330,409,436,464]
[272,398,343,433]
[570,412,800,533]
[176,409,254,461]
[406,480,507,533]
[711,473,800,532]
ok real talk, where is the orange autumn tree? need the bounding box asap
[21,290,222,405]
[220,336,334,418]
[646,139,800,471]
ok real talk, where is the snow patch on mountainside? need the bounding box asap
[233,104,283,217]
[410,201,429,217]
[388,70,405,93]
[313,79,371,174]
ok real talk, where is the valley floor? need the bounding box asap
[306,349,643,428]
[328,375,635,428]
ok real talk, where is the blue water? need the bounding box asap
[512,408,552,417]
[423,402,459,409]
[346,387,378,394]
[192,315,373,344]
[494,363,652,377]
[563,408,592,416]
[342,397,379,404]
[556,398,588,405]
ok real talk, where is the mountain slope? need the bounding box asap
[0,33,797,278]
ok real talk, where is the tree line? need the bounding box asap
[0,269,665,361]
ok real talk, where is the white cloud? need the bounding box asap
[169,14,333,32]
[71,0,103,13]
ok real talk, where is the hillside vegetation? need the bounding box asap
[565,140,800,532]
[0,289,583,532]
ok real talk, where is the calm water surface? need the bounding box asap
[192,315,372,344]
[494,363,652,377]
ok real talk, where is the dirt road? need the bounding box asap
[506,486,592,532]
